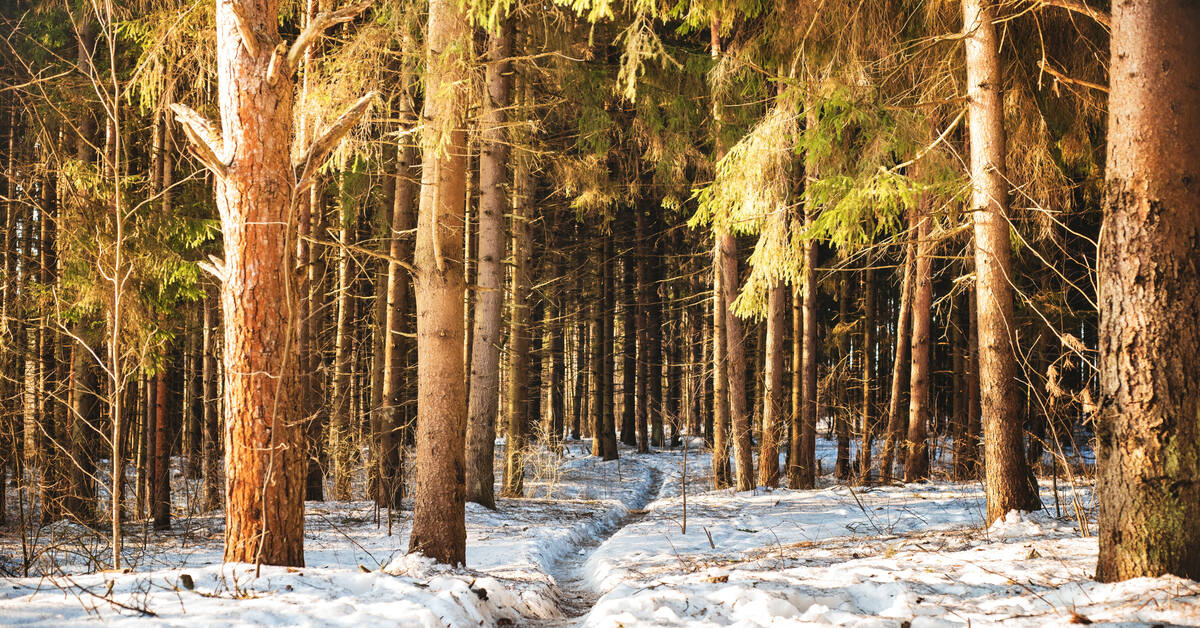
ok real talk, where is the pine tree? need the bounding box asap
[408,0,471,566]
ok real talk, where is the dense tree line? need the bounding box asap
[0,0,1195,582]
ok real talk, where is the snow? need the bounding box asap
[2,439,1198,627]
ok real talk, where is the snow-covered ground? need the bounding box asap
[0,440,1197,627]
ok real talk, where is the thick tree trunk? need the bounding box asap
[210,0,304,566]
[905,197,933,482]
[465,19,513,508]
[962,0,1041,522]
[1096,0,1200,582]
[409,0,470,565]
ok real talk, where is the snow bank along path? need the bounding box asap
[1,441,1199,627]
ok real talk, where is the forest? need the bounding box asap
[0,0,1197,625]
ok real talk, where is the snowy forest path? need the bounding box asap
[532,461,666,627]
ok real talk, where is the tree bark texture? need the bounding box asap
[465,18,513,508]
[502,148,532,496]
[409,0,471,566]
[1096,0,1200,582]
[718,232,754,491]
[905,196,933,482]
[758,282,786,487]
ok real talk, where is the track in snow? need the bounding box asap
[530,463,665,627]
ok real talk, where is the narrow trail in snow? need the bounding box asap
[531,462,665,627]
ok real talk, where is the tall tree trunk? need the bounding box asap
[201,289,221,511]
[962,0,1041,522]
[836,273,852,480]
[465,18,513,508]
[880,245,914,481]
[331,190,356,501]
[588,272,603,457]
[951,291,971,480]
[170,0,366,565]
[140,373,153,519]
[858,268,875,481]
[0,101,12,526]
[700,281,713,444]
[718,232,753,491]
[548,263,565,451]
[502,149,531,495]
[645,236,664,451]
[65,341,98,522]
[711,247,732,488]
[965,287,981,476]
[571,319,586,440]
[788,269,803,485]
[184,314,202,479]
[794,102,821,490]
[1096,0,1200,582]
[634,206,652,453]
[757,282,786,487]
[152,371,170,529]
[380,110,417,510]
[600,236,619,460]
[301,185,327,502]
[295,0,324,505]
[409,0,470,565]
[905,196,933,482]
[620,243,637,446]
[39,159,65,525]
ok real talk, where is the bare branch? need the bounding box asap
[286,1,373,73]
[198,255,227,283]
[228,0,262,58]
[1038,59,1109,93]
[294,91,377,193]
[168,103,229,178]
[1038,0,1110,29]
